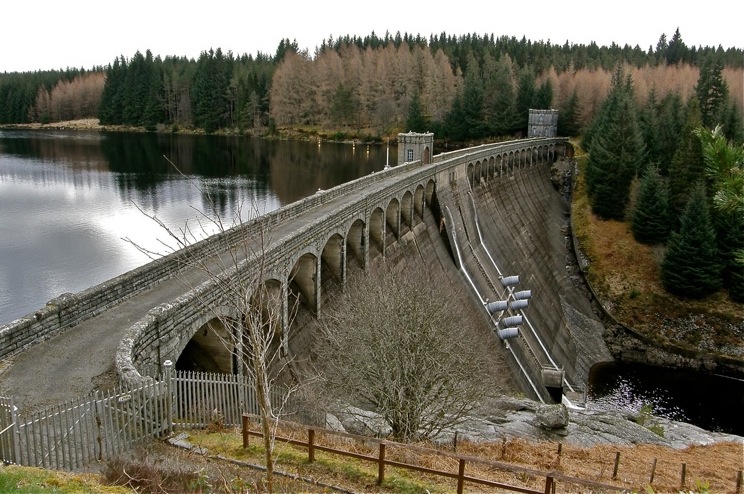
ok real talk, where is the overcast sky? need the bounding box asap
[2,0,740,73]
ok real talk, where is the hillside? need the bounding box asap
[570,144,744,370]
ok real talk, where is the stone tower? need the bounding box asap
[397,132,434,166]
[528,109,559,138]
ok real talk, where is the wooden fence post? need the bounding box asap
[544,475,554,494]
[308,429,315,463]
[612,451,621,480]
[457,458,466,494]
[242,414,249,448]
[556,443,562,467]
[377,442,386,485]
[680,463,687,489]
[736,469,743,494]
[649,458,657,485]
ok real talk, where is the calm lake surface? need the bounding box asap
[0,130,387,324]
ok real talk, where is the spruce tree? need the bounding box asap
[557,89,580,137]
[405,92,427,132]
[515,66,536,131]
[695,55,729,129]
[632,166,671,244]
[661,185,722,298]
[668,96,705,218]
[533,78,553,110]
[584,68,646,219]
[655,92,684,175]
[99,56,126,125]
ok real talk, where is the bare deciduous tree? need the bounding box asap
[127,161,298,493]
[311,260,507,442]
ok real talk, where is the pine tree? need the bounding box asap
[661,185,722,298]
[557,88,580,137]
[584,68,647,219]
[461,61,485,139]
[515,66,536,132]
[639,88,660,166]
[632,166,671,244]
[482,53,518,136]
[695,55,729,129]
[443,92,467,141]
[533,78,553,110]
[192,48,231,133]
[668,96,705,218]
[655,92,684,175]
[666,28,687,65]
[696,125,744,301]
[98,56,127,125]
[405,92,427,132]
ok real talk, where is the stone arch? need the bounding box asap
[289,252,319,316]
[321,232,345,282]
[423,146,431,164]
[467,162,475,188]
[401,190,414,230]
[414,184,426,220]
[369,207,385,258]
[346,218,366,270]
[475,160,483,185]
[489,156,496,179]
[249,278,286,357]
[425,179,436,207]
[385,197,401,241]
[176,305,239,374]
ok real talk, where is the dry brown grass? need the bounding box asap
[185,424,744,494]
[571,145,744,356]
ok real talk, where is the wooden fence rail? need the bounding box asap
[241,413,628,494]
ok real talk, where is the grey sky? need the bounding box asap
[2,0,740,73]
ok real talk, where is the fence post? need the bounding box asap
[163,360,173,435]
[736,469,743,494]
[242,414,249,448]
[308,429,315,463]
[457,458,466,494]
[649,458,657,485]
[680,463,687,489]
[612,451,621,480]
[377,442,386,485]
[11,399,20,465]
[544,475,554,494]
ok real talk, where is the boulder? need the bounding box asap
[535,403,569,429]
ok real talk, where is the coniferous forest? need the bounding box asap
[1,29,743,302]
[0,30,742,141]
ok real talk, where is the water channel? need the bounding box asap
[1,129,741,435]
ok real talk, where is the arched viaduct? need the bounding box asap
[0,137,593,409]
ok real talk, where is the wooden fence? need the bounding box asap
[0,361,291,470]
[241,414,629,494]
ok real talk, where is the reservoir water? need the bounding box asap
[0,130,385,324]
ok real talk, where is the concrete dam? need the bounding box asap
[0,135,611,413]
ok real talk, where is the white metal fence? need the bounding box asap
[0,361,294,470]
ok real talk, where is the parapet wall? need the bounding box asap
[0,161,418,362]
